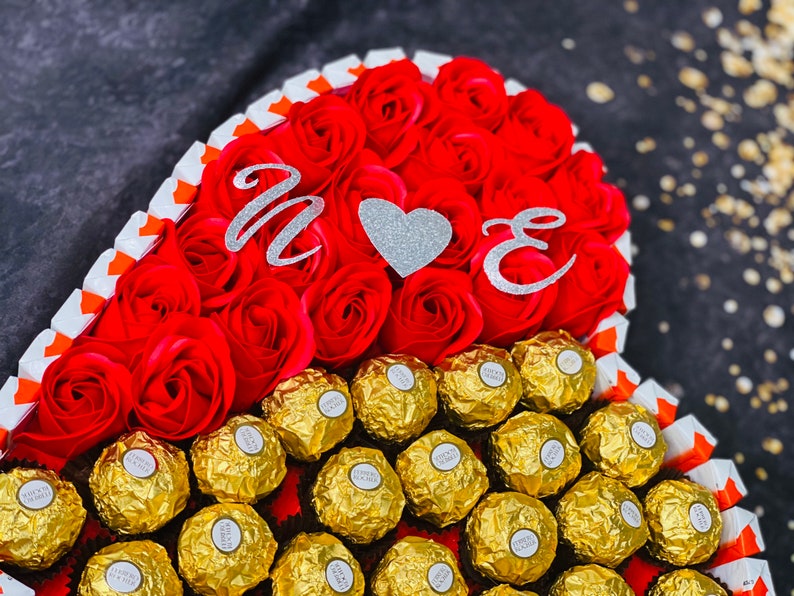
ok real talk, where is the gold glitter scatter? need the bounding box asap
[692,151,709,167]
[671,31,696,52]
[724,299,739,313]
[561,38,576,50]
[715,396,730,412]
[764,349,778,363]
[721,51,754,77]
[660,175,677,192]
[623,0,638,13]
[658,321,670,333]
[739,0,762,15]
[701,110,724,130]
[683,136,695,149]
[694,274,711,290]
[744,79,779,108]
[637,74,652,89]
[738,138,762,161]
[690,231,708,247]
[764,207,792,235]
[735,452,745,464]
[679,66,709,91]
[766,277,783,293]
[762,437,784,455]
[586,82,615,103]
[730,364,742,376]
[676,96,698,113]
[763,304,786,327]
[755,467,768,481]
[632,194,650,211]
[722,338,734,350]
[743,268,761,285]
[703,7,724,28]
[657,219,675,232]
[712,131,731,148]
[635,137,656,153]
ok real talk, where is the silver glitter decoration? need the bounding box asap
[358,198,452,278]
[482,207,576,295]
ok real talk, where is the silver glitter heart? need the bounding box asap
[359,199,452,278]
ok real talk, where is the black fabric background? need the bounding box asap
[0,0,791,592]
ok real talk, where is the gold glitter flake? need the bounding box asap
[690,231,708,248]
[623,0,639,13]
[694,274,711,290]
[736,376,754,394]
[692,151,709,167]
[755,467,768,481]
[712,132,731,149]
[660,175,677,191]
[671,31,696,52]
[635,137,656,153]
[701,110,724,130]
[679,67,709,91]
[702,7,724,28]
[561,38,576,50]
[721,51,754,77]
[744,80,779,108]
[657,219,675,232]
[739,0,762,14]
[586,82,615,103]
[762,437,784,455]
[743,268,761,285]
[763,304,786,327]
[632,195,650,211]
[637,74,653,89]
[722,338,734,350]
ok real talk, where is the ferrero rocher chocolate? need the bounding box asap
[0,467,86,570]
[643,479,722,566]
[191,414,286,504]
[556,472,649,567]
[371,536,468,596]
[465,491,557,585]
[89,431,190,534]
[270,532,365,596]
[511,331,596,414]
[312,447,405,544]
[350,354,437,443]
[648,569,729,596]
[548,564,634,596]
[263,368,354,461]
[77,540,182,596]
[178,502,277,596]
[491,411,581,498]
[396,429,489,527]
[435,345,522,429]
[480,587,540,596]
[579,401,666,487]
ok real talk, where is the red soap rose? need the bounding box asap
[470,232,559,346]
[434,56,508,131]
[549,150,630,243]
[14,341,132,460]
[380,268,483,365]
[543,230,630,338]
[496,89,574,178]
[213,278,314,408]
[130,314,236,441]
[302,263,391,370]
[479,169,559,223]
[267,94,366,195]
[91,255,201,356]
[346,59,438,168]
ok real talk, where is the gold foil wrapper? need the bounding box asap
[0,467,86,570]
[77,540,183,596]
[270,532,365,596]
[89,431,190,534]
[465,491,557,585]
[511,331,596,414]
[435,345,522,430]
[263,368,354,461]
[648,569,729,596]
[371,536,468,596]
[579,401,666,487]
[312,447,405,544]
[396,429,489,527]
[643,479,722,566]
[350,354,437,443]
[177,502,277,596]
[491,411,581,498]
[481,586,540,596]
[556,472,649,567]
[548,564,634,596]
[191,414,287,504]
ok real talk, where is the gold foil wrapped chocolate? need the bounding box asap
[370,536,468,596]
[270,532,365,596]
[350,354,437,443]
[396,429,489,527]
[579,401,666,487]
[465,491,557,585]
[511,331,596,414]
[177,502,277,596]
[263,368,354,461]
[643,479,722,566]
[435,345,522,430]
[491,411,581,498]
[191,414,286,504]
[648,569,728,596]
[548,564,634,596]
[312,447,405,544]
[556,472,649,567]
[481,586,540,596]
[0,467,86,570]
[89,431,190,534]
[77,540,183,596]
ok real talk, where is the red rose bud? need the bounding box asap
[434,56,508,131]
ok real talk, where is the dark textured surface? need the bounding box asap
[1,0,791,592]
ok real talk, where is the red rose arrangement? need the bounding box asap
[14,56,629,463]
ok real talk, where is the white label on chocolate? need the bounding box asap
[431,443,462,472]
[689,503,713,533]
[122,449,157,479]
[620,500,643,528]
[17,479,55,510]
[349,463,382,490]
[478,361,507,388]
[212,517,242,553]
[556,349,583,375]
[630,421,657,449]
[540,439,565,470]
[318,390,349,419]
[509,529,539,559]
[325,558,355,593]
[387,363,416,391]
[234,424,265,456]
[427,562,454,593]
[104,561,143,593]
